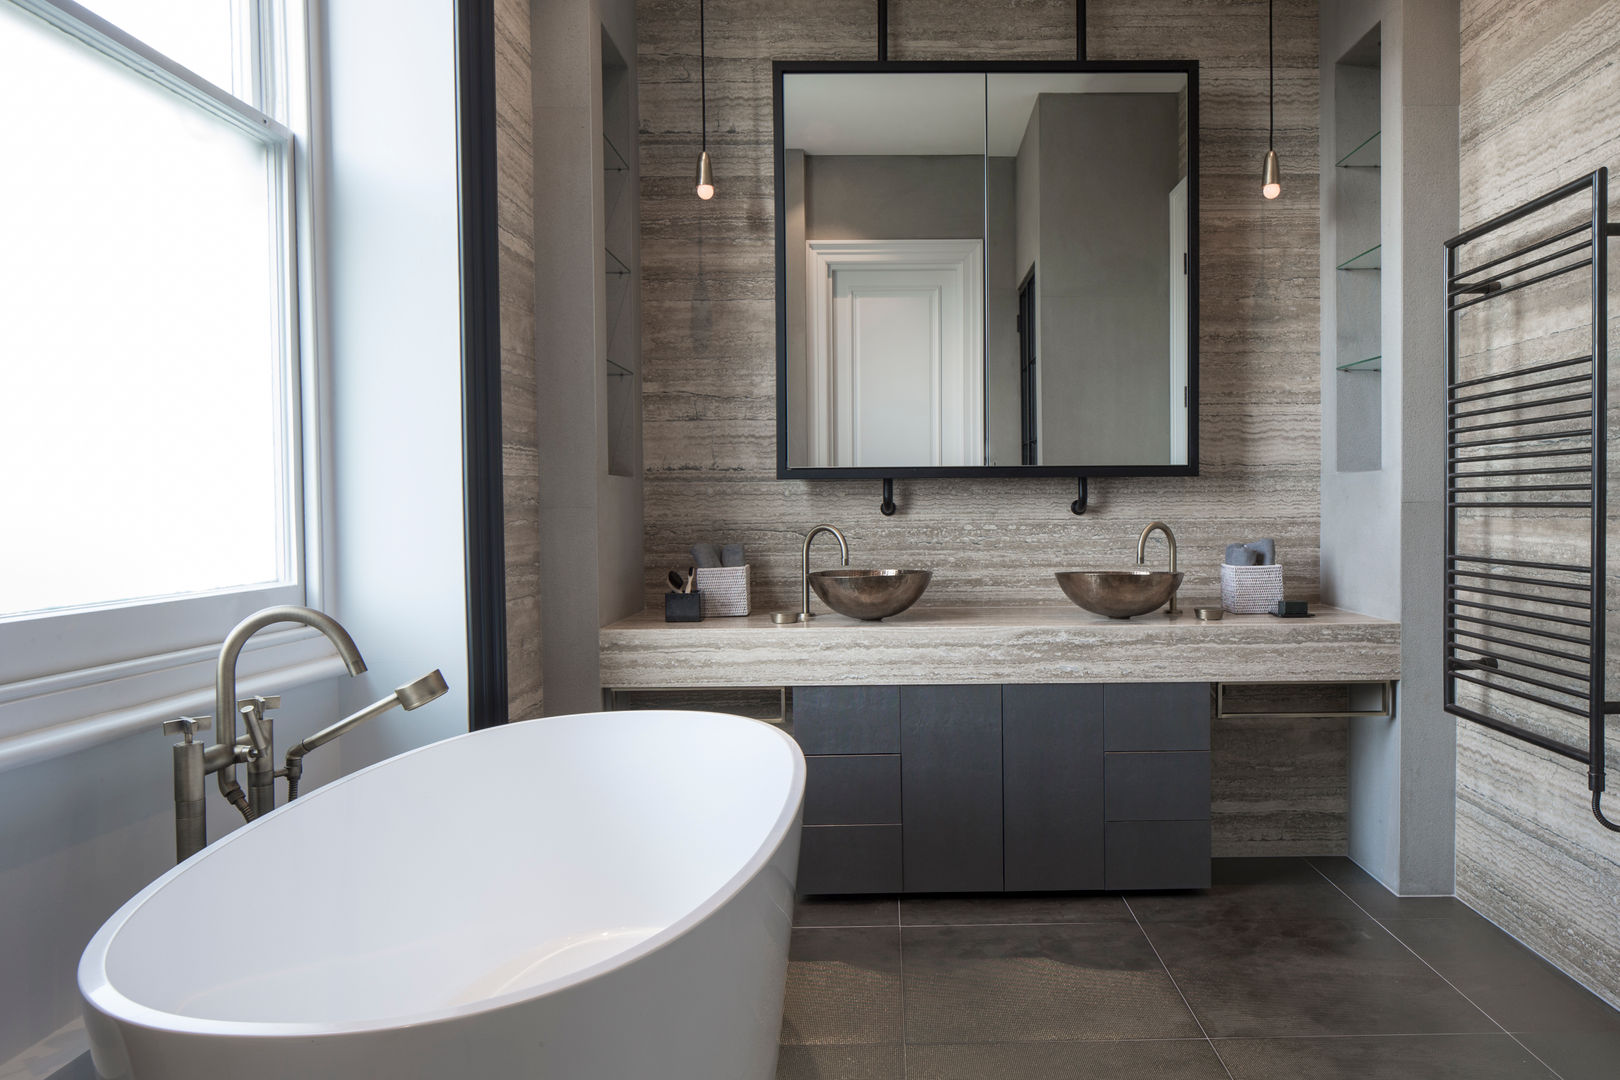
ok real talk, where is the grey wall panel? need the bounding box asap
[799,824,903,895]
[1002,684,1105,891]
[1106,820,1212,891]
[1105,752,1211,821]
[900,684,1003,892]
[803,755,902,825]
[793,685,901,755]
[1103,683,1211,750]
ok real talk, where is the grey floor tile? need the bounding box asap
[774,1044,904,1080]
[1516,1032,1620,1080]
[1381,917,1620,1036]
[1128,857,1367,924]
[901,894,1133,927]
[901,923,1203,1044]
[780,927,904,1046]
[1142,914,1498,1038]
[906,1039,1229,1079]
[795,895,900,928]
[1217,1034,1557,1079]
[1307,856,1478,921]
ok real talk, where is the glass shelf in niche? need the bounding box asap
[1336,130,1380,168]
[603,133,629,174]
[1337,355,1381,372]
[1336,244,1381,271]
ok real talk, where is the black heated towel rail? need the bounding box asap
[1443,167,1620,832]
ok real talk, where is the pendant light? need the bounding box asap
[695,0,714,200]
[1261,0,1281,199]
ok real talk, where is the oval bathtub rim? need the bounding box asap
[78,709,807,1040]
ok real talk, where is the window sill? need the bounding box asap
[0,627,346,772]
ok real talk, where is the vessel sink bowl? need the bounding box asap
[809,569,932,620]
[1056,569,1183,619]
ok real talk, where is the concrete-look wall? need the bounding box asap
[498,0,543,722]
[636,0,1323,610]
[1319,0,1459,899]
[1453,0,1620,1008]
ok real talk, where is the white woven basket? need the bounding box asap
[694,565,751,617]
[1220,563,1284,614]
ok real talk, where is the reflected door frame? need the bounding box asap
[806,239,985,467]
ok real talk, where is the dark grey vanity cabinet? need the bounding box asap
[791,682,1211,894]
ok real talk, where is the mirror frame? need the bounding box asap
[773,59,1200,480]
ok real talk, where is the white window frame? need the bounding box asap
[0,0,336,766]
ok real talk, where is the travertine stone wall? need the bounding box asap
[496,0,543,720]
[635,0,1323,613]
[1454,0,1620,1009]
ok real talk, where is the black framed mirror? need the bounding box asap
[774,60,1199,480]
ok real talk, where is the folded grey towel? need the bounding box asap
[720,543,745,567]
[1245,538,1276,565]
[1225,543,1261,566]
[691,543,722,568]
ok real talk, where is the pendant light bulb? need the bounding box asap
[1262,148,1281,200]
[696,150,715,200]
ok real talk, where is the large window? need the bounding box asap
[0,0,308,688]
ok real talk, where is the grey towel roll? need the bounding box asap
[1245,538,1276,565]
[720,543,745,567]
[1225,543,1261,566]
[691,543,722,568]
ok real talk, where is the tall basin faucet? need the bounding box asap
[1136,521,1179,615]
[774,524,850,623]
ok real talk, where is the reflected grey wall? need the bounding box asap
[785,149,808,466]
[1027,93,1179,465]
[984,158,1019,466]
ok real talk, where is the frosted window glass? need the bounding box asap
[78,0,247,97]
[0,4,290,619]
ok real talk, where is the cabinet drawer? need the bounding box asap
[1105,752,1211,821]
[798,825,902,895]
[1103,683,1211,751]
[1105,820,1211,890]
[793,686,901,755]
[804,755,902,825]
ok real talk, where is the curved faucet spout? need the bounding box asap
[1135,521,1179,615]
[801,524,850,617]
[214,606,367,811]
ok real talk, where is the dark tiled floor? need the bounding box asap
[779,857,1620,1079]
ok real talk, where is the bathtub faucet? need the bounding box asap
[163,606,369,863]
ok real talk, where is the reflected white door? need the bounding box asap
[1168,176,1189,466]
[807,240,983,467]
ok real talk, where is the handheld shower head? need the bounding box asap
[397,669,449,710]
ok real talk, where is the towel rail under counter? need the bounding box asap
[1442,166,1620,832]
[1214,681,1393,721]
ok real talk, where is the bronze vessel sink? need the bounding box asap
[809,569,932,620]
[1055,569,1183,619]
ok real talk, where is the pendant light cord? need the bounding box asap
[1268,0,1274,149]
[699,0,707,153]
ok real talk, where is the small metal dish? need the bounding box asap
[1194,606,1224,622]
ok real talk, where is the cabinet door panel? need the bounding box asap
[1103,683,1211,751]
[1105,820,1211,890]
[1003,684,1104,891]
[798,825,903,894]
[900,684,1002,892]
[804,755,902,825]
[792,686,901,754]
[1104,752,1210,821]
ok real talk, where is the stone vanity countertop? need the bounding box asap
[599,604,1399,688]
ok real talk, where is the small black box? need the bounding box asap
[1271,599,1311,617]
[665,591,703,622]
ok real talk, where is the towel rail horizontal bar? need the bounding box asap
[1447,554,1591,574]
[1449,501,1592,509]
[1449,239,1594,296]
[1445,659,1591,701]
[1449,391,1593,422]
[1448,446,1592,466]
[1444,702,1591,763]
[1446,582,1591,609]
[1448,598,1591,628]
[1452,221,1591,275]
[1449,640,1591,683]
[1446,611,1592,647]
[1448,428,1591,450]
[1449,257,1593,312]
[1447,568,1591,591]
[1448,670,1592,718]
[1449,465,1591,480]
[1448,409,1594,435]
[1448,627,1591,666]
[1448,483,1593,495]
[1448,354,1592,391]
[1451,371,1591,406]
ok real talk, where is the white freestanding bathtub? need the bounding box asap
[79,710,805,1080]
